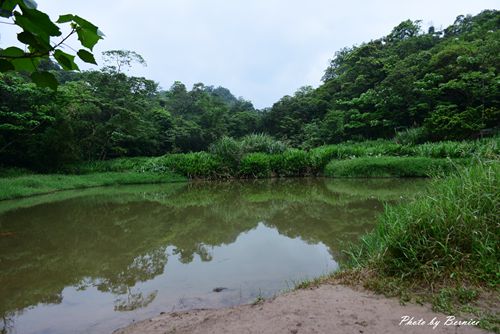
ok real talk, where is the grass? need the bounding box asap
[64,156,154,174]
[0,171,185,201]
[2,137,497,201]
[140,150,315,179]
[324,157,465,178]
[289,161,499,332]
[292,276,327,290]
[310,136,499,171]
[0,183,187,215]
[330,161,499,332]
[347,161,499,284]
[328,268,500,332]
[139,137,497,179]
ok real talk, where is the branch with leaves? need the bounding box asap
[0,0,103,89]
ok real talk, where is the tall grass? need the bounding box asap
[142,149,314,179]
[51,137,499,180]
[239,133,288,154]
[141,152,224,178]
[120,138,496,179]
[394,127,429,145]
[412,139,499,159]
[208,134,288,163]
[324,157,465,178]
[348,162,499,285]
[310,137,499,171]
[64,157,153,174]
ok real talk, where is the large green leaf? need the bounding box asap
[0,47,36,72]
[73,15,98,30]
[55,14,103,50]
[53,49,79,71]
[31,71,58,90]
[0,0,17,17]
[77,49,97,64]
[11,57,39,72]
[56,14,75,23]
[0,46,25,57]
[76,27,101,50]
[14,7,61,39]
[17,31,51,51]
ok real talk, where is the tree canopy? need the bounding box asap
[262,10,499,146]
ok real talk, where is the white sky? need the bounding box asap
[0,0,498,108]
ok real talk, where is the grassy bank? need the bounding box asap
[1,137,497,201]
[348,162,499,283]
[134,138,497,179]
[309,136,499,170]
[324,157,465,178]
[324,161,499,331]
[0,172,185,201]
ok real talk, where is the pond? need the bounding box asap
[0,178,428,334]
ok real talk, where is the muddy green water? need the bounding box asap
[0,178,428,334]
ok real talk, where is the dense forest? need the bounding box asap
[1,10,499,171]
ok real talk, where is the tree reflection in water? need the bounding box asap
[0,178,428,333]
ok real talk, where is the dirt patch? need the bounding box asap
[113,284,488,334]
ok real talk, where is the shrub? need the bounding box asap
[238,153,271,178]
[208,136,242,168]
[142,152,224,178]
[271,149,311,177]
[412,138,499,159]
[324,157,463,178]
[67,157,152,174]
[394,127,429,145]
[208,134,288,172]
[239,133,288,154]
[310,140,405,167]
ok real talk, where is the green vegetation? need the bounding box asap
[0,71,259,171]
[1,10,499,173]
[0,1,102,89]
[0,171,185,201]
[136,137,496,179]
[1,5,499,331]
[348,162,499,284]
[0,137,496,199]
[263,10,500,146]
[326,162,500,331]
[324,157,464,178]
[309,136,498,171]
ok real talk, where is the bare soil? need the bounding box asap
[114,284,489,334]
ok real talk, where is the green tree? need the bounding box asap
[102,50,147,73]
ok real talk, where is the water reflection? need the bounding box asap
[0,178,427,334]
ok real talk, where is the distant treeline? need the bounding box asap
[0,10,498,171]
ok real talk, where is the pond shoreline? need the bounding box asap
[0,171,186,201]
[113,283,488,334]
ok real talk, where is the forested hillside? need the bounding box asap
[0,68,257,170]
[262,10,499,146]
[1,10,498,171]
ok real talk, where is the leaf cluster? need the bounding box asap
[0,0,103,89]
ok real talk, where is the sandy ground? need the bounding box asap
[114,284,489,334]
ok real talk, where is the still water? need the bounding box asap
[0,178,427,334]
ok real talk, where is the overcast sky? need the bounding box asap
[1,1,498,108]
